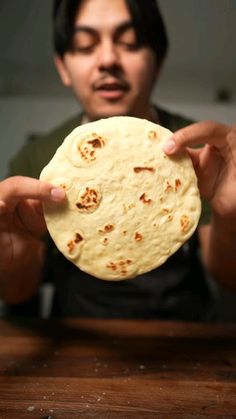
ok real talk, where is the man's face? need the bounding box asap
[55,0,159,121]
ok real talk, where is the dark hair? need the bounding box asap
[53,0,168,64]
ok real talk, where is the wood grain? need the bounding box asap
[0,318,235,418]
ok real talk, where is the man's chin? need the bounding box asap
[84,99,135,120]
[88,108,132,121]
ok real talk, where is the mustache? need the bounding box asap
[92,74,130,91]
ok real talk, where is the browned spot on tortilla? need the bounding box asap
[67,232,84,253]
[180,215,190,232]
[165,181,173,193]
[119,260,126,266]
[148,130,157,140]
[133,167,155,173]
[67,240,75,253]
[76,187,100,212]
[59,183,67,189]
[123,203,136,214]
[161,208,170,214]
[139,193,152,204]
[175,178,181,191]
[74,233,83,243]
[78,134,106,163]
[106,262,117,271]
[88,137,105,149]
[135,232,143,242]
[78,145,95,162]
[98,224,114,234]
[106,259,133,273]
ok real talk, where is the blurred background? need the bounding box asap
[0,0,236,319]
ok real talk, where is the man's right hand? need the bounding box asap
[0,176,65,271]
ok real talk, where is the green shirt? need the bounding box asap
[8,106,214,320]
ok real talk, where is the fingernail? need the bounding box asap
[51,188,66,201]
[163,138,176,154]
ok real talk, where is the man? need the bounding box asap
[0,0,235,319]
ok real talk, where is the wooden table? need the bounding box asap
[0,318,235,418]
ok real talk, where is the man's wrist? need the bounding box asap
[211,212,236,237]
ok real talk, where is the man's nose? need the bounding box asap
[97,40,120,70]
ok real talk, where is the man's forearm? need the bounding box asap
[0,239,45,304]
[200,216,236,291]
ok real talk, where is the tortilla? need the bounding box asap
[40,116,201,280]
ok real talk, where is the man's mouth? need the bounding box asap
[93,80,129,100]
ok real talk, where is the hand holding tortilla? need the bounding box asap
[164,121,236,223]
[40,116,201,280]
